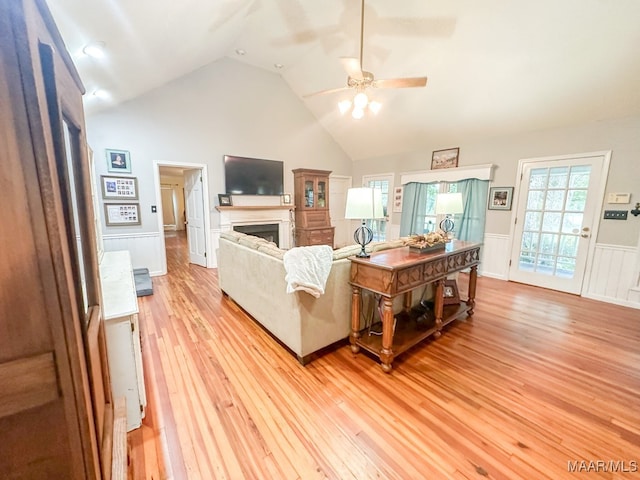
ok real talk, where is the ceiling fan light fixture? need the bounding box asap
[352,108,365,120]
[353,92,369,109]
[369,101,382,114]
[338,100,352,115]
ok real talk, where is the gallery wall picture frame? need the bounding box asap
[100,175,138,200]
[488,186,514,210]
[431,147,459,170]
[392,186,403,213]
[281,193,292,205]
[104,203,141,226]
[106,148,131,173]
[218,194,232,206]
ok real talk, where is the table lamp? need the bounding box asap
[435,192,464,239]
[345,187,385,257]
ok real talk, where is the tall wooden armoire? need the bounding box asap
[293,168,335,247]
[0,0,122,478]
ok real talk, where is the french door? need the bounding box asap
[509,153,608,294]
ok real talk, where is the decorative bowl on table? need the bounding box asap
[405,232,447,253]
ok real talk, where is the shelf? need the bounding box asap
[356,303,471,357]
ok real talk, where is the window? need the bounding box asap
[421,183,458,233]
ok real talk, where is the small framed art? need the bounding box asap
[101,175,138,200]
[106,148,131,173]
[218,194,232,206]
[104,203,141,226]
[281,193,292,205]
[431,147,459,170]
[488,187,514,210]
[392,186,403,213]
[443,279,460,305]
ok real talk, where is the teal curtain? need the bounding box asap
[453,178,489,243]
[400,182,435,236]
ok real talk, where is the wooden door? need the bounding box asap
[185,168,207,267]
[0,0,108,478]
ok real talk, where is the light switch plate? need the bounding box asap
[603,210,628,220]
[607,192,631,204]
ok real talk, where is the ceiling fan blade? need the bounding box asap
[340,57,363,80]
[372,76,428,89]
[303,86,351,99]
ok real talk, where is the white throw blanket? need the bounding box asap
[282,245,333,298]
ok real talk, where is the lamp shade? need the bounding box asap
[435,192,464,215]
[345,187,384,219]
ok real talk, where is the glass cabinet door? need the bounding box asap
[304,180,314,207]
[317,180,326,208]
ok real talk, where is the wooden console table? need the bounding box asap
[349,241,481,372]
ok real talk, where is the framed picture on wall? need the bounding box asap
[392,186,403,213]
[106,148,131,173]
[104,203,141,226]
[100,175,138,200]
[218,194,232,206]
[488,187,514,210]
[431,147,459,170]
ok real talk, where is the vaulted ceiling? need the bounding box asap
[47,0,640,160]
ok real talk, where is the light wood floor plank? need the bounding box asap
[128,231,640,479]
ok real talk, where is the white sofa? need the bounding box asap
[217,231,407,364]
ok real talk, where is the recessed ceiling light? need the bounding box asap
[92,88,110,100]
[82,41,106,59]
[235,49,246,56]
[274,63,284,69]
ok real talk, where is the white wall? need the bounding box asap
[352,115,640,245]
[87,58,352,270]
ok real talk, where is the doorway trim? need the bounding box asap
[507,150,611,295]
[153,160,212,275]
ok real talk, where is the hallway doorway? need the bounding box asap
[154,161,212,275]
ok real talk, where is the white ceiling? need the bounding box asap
[47,0,640,160]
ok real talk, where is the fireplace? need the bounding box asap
[234,223,279,247]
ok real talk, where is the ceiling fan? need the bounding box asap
[303,0,428,113]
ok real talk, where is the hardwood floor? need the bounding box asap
[128,232,640,479]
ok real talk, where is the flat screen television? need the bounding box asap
[223,155,284,196]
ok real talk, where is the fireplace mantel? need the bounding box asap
[217,205,295,249]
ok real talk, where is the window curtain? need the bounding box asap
[453,178,489,243]
[400,182,435,236]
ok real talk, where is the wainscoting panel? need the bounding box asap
[103,232,164,276]
[479,234,511,280]
[584,243,640,309]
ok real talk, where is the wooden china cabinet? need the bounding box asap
[293,168,335,247]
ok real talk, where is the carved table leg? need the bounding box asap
[403,290,412,313]
[350,285,361,353]
[433,279,444,338]
[379,296,395,373]
[467,265,478,316]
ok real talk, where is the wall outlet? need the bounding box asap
[603,210,628,220]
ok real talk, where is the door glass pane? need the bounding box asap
[529,168,548,188]
[527,190,544,210]
[548,167,568,188]
[545,190,565,210]
[556,257,576,277]
[541,212,561,232]
[539,233,558,254]
[565,190,587,211]
[317,181,326,207]
[569,166,591,187]
[524,211,542,230]
[558,235,578,257]
[304,180,314,207]
[561,213,583,233]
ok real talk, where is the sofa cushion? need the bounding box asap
[257,244,285,260]
[371,239,405,252]
[238,236,268,249]
[220,230,246,242]
[332,244,363,260]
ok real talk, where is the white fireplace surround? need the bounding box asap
[218,206,294,249]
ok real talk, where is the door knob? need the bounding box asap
[580,233,590,238]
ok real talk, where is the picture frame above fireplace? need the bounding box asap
[218,194,232,206]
